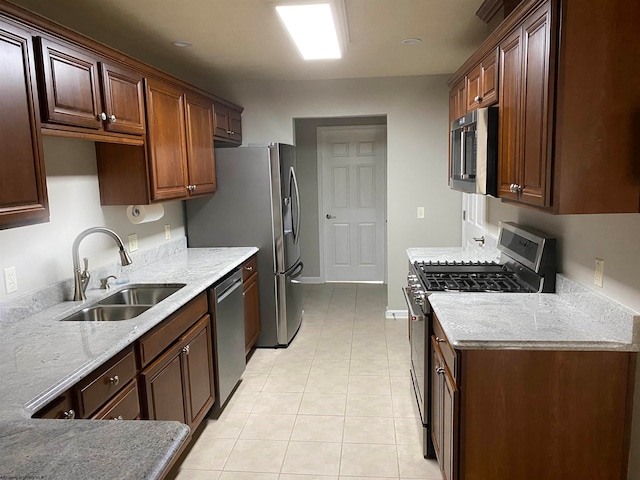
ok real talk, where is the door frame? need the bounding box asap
[316,124,388,283]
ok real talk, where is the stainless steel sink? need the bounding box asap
[61,283,186,321]
[97,283,186,306]
[61,305,152,322]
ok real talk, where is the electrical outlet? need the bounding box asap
[594,258,604,288]
[165,224,171,240]
[4,266,18,294]
[417,207,425,219]
[128,233,138,252]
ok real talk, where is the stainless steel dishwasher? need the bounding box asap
[210,269,246,407]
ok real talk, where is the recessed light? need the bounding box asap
[401,38,422,46]
[172,41,192,48]
[276,3,342,60]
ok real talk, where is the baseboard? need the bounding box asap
[297,277,323,284]
[386,309,408,320]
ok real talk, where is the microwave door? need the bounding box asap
[462,128,477,180]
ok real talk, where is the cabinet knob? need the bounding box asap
[108,375,119,386]
[112,415,124,421]
[245,266,253,272]
[516,185,523,193]
[474,95,482,102]
[435,336,446,343]
[98,112,107,121]
[187,185,195,192]
[63,409,75,420]
[109,114,117,123]
[183,345,190,355]
[435,366,445,375]
[226,130,233,135]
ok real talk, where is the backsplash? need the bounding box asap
[0,237,186,324]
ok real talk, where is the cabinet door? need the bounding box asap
[465,65,482,111]
[431,338,443,463]
[497,28,522,200]
[182,315,215,427]
[145,77,189,201]
[213,103,230,138]
[100,62,145,135]
[519,3,552,207]
[141,341,188,423]
[35,37,102,129]
[480,49,498,106]
[34,391,76,419]
[442,365,458,480]
[244,272,260,354]
[184,91,216,196]
[229,109,242,142]
[0,20,49,229]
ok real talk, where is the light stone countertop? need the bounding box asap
[0,246,258,480]
[407,247,640,352]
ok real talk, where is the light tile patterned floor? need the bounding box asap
[171,283,441,480]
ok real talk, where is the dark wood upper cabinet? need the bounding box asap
[0,18,49,229]
[465,48,498,111]
[449,0,640,214]
[100,62,145,135]
[184,91,216,196]
[214,102,242,144]
[35,37,102,129]
[144,77,189,201]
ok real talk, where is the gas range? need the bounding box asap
[414,260,533,293]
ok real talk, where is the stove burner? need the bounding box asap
[413,261,532,293]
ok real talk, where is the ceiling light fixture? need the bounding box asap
[171,40,192,48]
[276,3,342,60]
[401,38,422,46]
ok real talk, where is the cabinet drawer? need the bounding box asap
[75,346,136,418]
[34,391,76,419]
[138,293,208,368]
[242,255,258,283]
[433,313,457,381]
[92,378,140,420]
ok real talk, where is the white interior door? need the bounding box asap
[461,192,486,248]
[318,125,387,282]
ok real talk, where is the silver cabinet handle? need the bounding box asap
[109,114,117,123]
[435,366,445,375]
[98,112,107,121]
[63,409,75,420]
[472,236,485,246]
[112,415,124,420]
[245,266,253,272]
[108,375,119,386]
[435,336,446,343]
[183,345,190,355]
[226,130,233,135]
[474,95,481,102]
[326,214,336,219]
[516,185,522,193]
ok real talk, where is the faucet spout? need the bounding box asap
[72,227,132,301]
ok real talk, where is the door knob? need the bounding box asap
[326,214,336,219]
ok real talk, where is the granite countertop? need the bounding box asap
[407,247,640,352]
[0,246,258,480]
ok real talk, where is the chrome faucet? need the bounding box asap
[72,227,132,301]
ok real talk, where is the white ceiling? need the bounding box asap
[9,0,489,85]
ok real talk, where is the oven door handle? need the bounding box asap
[402,287,424,323]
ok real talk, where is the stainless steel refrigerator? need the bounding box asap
[185,143,304,347]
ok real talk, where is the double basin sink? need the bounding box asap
[61,284,185,322]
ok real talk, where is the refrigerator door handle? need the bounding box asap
[286,261,304,280]
[289,167,301,244]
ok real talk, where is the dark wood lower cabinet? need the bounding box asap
[430,327,636,479]
[141,314,215,429]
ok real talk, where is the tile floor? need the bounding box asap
[170,283,441,480]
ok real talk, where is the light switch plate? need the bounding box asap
[4,266,18,294]
[594,258,604,288]
[128,233,138,252]
[417,207,425,219]
[165,224,171,240]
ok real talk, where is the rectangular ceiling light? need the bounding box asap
[276,3,342,60]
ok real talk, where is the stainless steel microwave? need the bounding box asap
[449,107,498,196]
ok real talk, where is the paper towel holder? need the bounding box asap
[126,204,165,224]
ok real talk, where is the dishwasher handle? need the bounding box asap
[215,271,243,303]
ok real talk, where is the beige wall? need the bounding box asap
[0,136,185,303]
[212,75,462,311]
